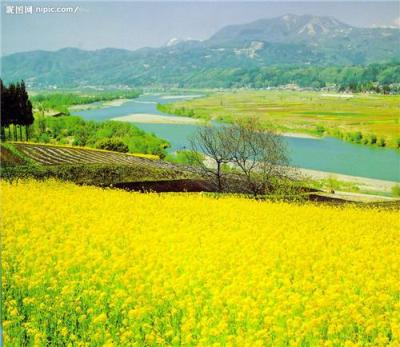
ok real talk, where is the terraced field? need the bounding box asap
[0,143,198,187]
[10,143,159,166]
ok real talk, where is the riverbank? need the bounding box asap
[160,94,204,100]
[69,98,132,111]
[157,90,400,148]
[298,167,398,194]
[281,132,319,139]
[74,93,400,182]
[112,113,202,125]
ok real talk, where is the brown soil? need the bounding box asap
[113,179,214,193]
[0,146,26,166]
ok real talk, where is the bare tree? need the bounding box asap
[226,118,290,197]
[190,118,292,197]
[189,125,231,192]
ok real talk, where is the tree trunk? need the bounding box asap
[13,125,17,141]
[216,161,222,192]
[0,126,5,141]
[26,125,29,141]
[19,125,23,141]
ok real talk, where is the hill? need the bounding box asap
[1,14,399,88]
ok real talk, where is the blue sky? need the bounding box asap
[1,1,399,55]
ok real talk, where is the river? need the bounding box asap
[75,94,400,182]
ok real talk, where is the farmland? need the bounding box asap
[6,142,159,166]
[2,179,400,346]
[158,90,400,148]
[0,143,197,186]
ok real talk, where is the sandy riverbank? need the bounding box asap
[160,95,204,100]
[101,98,131,107]
[297,167,398,193]
[69,98,131,111]
[112,113,202,124]
[281,132,320,139]
[204,155,397,194]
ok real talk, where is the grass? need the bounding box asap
[392,185,400,197]
[312,176,361,193]
[159,90,400,148]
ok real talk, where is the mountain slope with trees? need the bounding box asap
[1,14,399,89]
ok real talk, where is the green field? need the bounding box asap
[158,90,400,148]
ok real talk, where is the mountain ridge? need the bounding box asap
[2,14,399,88]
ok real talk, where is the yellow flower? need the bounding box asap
[93,313,107,324]
[2,179,399,346]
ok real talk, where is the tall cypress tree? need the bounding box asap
[0,79,8,140]
[16,82,24,140]
[1,80,33,141]
[20,81,34,140]
[7,83,19,141]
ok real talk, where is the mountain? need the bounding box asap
[206,14,399,64]
[209,14,353,44]
[1,14,399,88]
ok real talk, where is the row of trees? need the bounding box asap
[177,63,400,92]
[1,80,34,141]
[31,90,141,115]
[189,118,293,197]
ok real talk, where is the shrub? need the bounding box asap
[368,134,377,145]
[30,116,169,157]
[392,185,400,197]
[38,133,50,143]
[95,138,129,153]
[59,138,69,145]
[165,150,203,166]
[0,162,191,185]
[377,137,386,147]
[349,131,363,143]
[315,125,325,136]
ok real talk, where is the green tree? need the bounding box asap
[0,79,9,140]
[1,80,34,141]
[7,83,19,141]
[19,81,34,140]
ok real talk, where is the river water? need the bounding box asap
[75,94,400,182]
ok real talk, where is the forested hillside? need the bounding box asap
[2,15,399,90]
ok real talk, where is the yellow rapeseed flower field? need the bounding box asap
[1,180,399,346]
